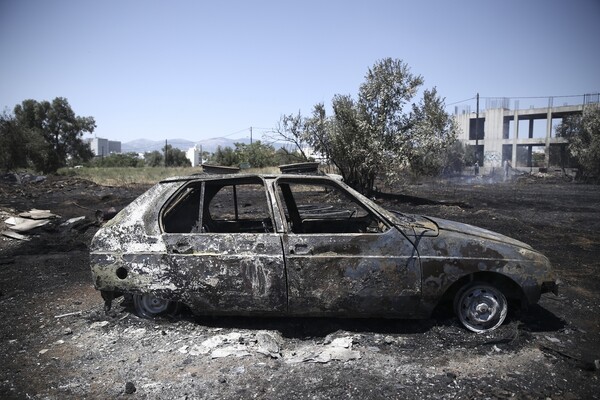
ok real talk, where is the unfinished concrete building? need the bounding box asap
[454,94,599,173]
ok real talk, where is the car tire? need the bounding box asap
[133,294,181,319]
[454,282,508,333]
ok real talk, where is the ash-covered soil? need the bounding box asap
[0,175,599,399]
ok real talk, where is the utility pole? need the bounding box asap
[250,126,253,145]
[164,139,168,167]
[475,93,480,163]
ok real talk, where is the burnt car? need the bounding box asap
[90,173,558,332]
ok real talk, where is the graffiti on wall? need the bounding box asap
[484,151,501,168]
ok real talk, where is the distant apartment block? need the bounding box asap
[186,145,202,167]
[88,137,122,157]
[454,93,599,171]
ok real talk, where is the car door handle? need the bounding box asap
[290,244,311,255]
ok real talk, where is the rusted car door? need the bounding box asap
[275,177,422,317]
[161,178,287,314]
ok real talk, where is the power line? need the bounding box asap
[221,127,250,138]
[218,126,275,139]
[446,97,475,106]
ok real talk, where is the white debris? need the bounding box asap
[178,345,189,354]
[284,335,361,364]
[330,337,353,348]
[60,216,86,226]
[1,230,29,241]
[545,336,561,344]
[4,216,28,226]
[90,321,110,329]
[123,328,147,338]
[18,209,58,220]
[211,346,251,359]
[313,347,361,363]
[201,332,242,349]
[256,331,282,358]
[9,219,50,232]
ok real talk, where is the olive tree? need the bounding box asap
[304,58,458,194]
[266,112,311,161]
[12,97,95,173]
[556,105,600,181]
[0,110,29,171]
[164,145,191,167]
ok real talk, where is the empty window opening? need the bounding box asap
[277,180,387,234]
[161,177,273,234]
[204,180,273,233]
[469,118,485,141]
[161,183,203,233]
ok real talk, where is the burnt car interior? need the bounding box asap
[161,177,273,234]
[276,179,387,234]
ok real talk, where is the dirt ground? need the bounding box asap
[0,174,599,399]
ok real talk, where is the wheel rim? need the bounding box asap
[133,294,180,319]
[141,295,169,314]
[457,285,507,332]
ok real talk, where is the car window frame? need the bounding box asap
[273,176,390,235]
[159,176,279,235]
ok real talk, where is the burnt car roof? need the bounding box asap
[159,173,331,183]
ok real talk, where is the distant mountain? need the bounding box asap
[121,137,273,154]
[196,137,251,153]
[121,138,195,153]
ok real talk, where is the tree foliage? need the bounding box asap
[144,150,164,167]
[89,153,145,168]
[405,88,461,176]
[164,145,191,167]
[9,97,96,173]
[266,112,311,161]
[235,141,277,168]
[556,105,600,180]
[210,141,279,168]
[302,58,459,193]
[0,110,30,171]
[275,148,310,165]
[211,146,240,167]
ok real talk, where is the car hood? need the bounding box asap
[427,216,533,250]
[386,210,533,250]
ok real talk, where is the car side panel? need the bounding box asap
[162,233,287,314]
[283,228,423,317]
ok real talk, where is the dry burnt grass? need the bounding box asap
[0,175,598,399]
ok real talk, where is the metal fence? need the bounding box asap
[453,93,598,115]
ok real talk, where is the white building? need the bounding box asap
[186,145,202,167]
[89,137,121,157]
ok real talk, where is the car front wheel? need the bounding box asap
[454,282,508,332]
[133,294,181,319]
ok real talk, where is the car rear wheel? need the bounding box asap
[133,294,181,319]
[454,282,508,332]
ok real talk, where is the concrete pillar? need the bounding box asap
[512,110,519,166]
[544,106,553,168]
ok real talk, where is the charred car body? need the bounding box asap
[90,173,558,332]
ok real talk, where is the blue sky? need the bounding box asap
[1,0,599,144]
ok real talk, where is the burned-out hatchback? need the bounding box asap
[90,173,558,332]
